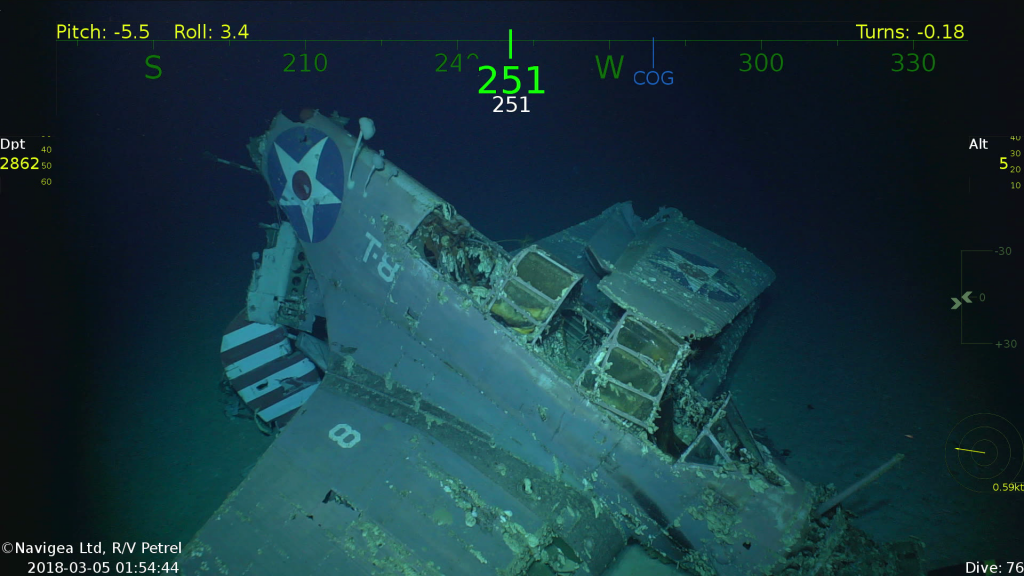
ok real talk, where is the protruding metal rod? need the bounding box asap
[203,150,258,173]
[814,453,905,517]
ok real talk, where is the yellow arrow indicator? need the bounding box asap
[955,448,986,454]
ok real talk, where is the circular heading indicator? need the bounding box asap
[946,413,1023,493]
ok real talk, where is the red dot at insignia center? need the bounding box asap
[292,170,312,200]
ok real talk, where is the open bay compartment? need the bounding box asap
[576,314,686,431]
[488,247,582,342]
[679,393,764,467]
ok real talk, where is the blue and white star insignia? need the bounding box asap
[266,127,344,243]
[654,247,742,303]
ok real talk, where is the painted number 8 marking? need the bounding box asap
[328,423,361,448]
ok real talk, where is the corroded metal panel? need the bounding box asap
[598,208,775,339]
[180,381,533,575]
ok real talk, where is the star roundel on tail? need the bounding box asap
[266,127,344,243]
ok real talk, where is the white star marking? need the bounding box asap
[665,249,719,293]
[273,137,341,240]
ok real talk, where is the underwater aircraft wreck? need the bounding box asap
[182,111,923,575]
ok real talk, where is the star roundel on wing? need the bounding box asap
[652,247,742,303]
[266,127,344,243]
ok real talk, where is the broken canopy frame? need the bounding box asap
[575,312,686,432]
[487,246,583,343]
